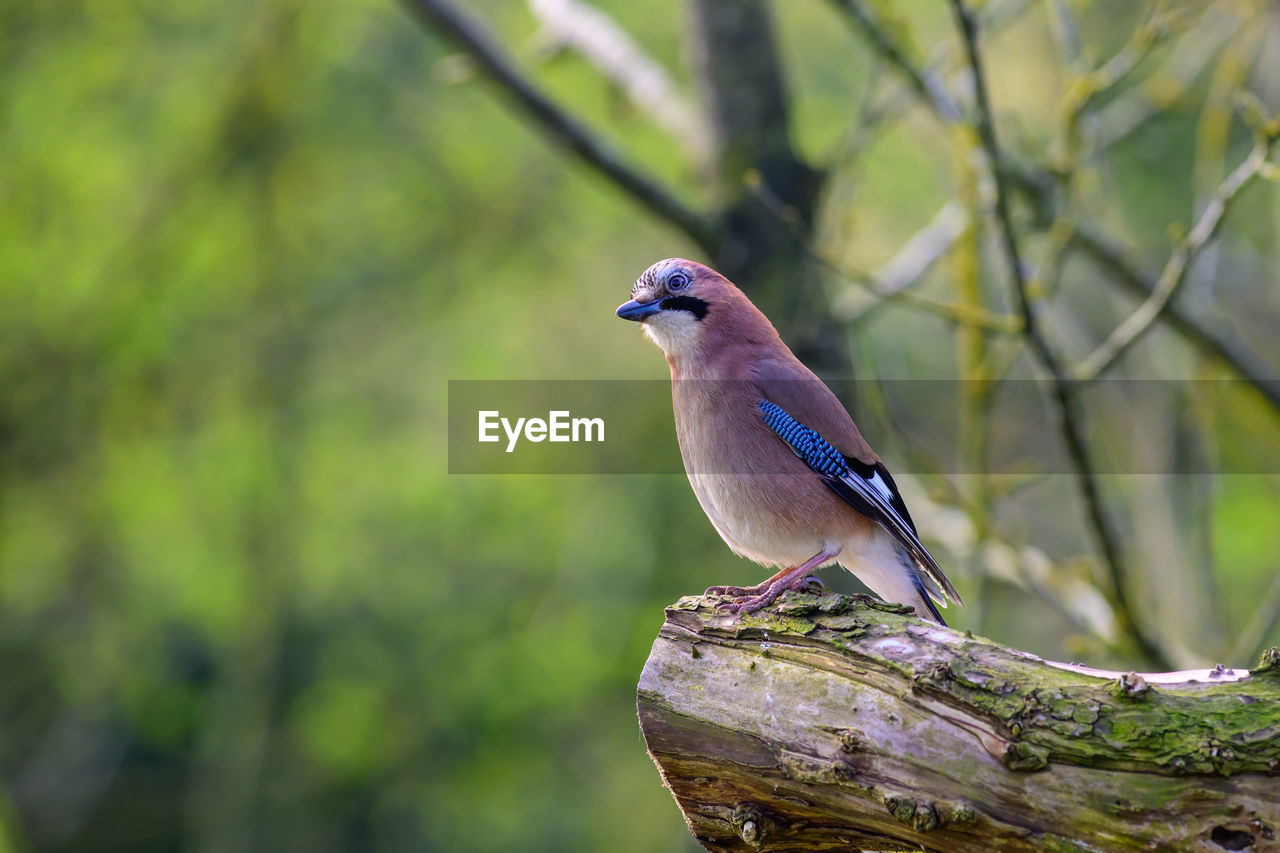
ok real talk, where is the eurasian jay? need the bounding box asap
[616,258,962,623]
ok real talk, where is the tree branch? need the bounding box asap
[831,201,971,323]
[1073,135,1277,381]
[746,182,1018,333]
[1060,5,1179,129]
[947,0,1172,670]
[828,0,1264,415]
[1071,224,1280,412]
[400,0,718,251]
[526,0,711,163]
[640,594,1280,852]
[1094,6,1246,151]
[824,0,961,121]
[825,0,1039,133]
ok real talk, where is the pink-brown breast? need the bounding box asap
[670,376,874,567]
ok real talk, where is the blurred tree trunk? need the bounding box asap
[684,0,840,377]
[639,594,1280,852]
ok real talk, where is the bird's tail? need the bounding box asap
[912,573,946,625]
[846,535,949,625]
[898,543,947,625]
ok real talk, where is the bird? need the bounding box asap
[616,258,962,623]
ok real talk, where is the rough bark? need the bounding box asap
[638,592,1280,852]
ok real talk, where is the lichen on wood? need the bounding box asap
[637,591,1280,852]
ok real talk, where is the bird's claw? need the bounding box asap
[710,573,824,614]
[717,588,783,615]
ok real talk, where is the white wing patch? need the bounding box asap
[866,470,894,502]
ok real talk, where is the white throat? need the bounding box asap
[642,310,701,357]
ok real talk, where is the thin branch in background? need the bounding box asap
[999,156,1280,415]
[1044,0,1085,71]
[1060,5,1179,127]
[1071,225,1280,413]
[947,0,1172,669]
[1095,6,1245,150]
[399,0,718,251]
[747,177,1018,333]
[825,0,961,121]
[831,201,971,322]
[1056,3,1179,171]
[828,61,892,170]
[525,0,711,164]
[1073,129,1278,382]
[1183,16,1266,334]
[839,0,1040,128]
[951,133,997,635]
[866,283,1020,334]
[829,0,1260,398]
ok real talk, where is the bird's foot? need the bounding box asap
[710,550,839,615]
[716,583,786,615]
[715,573,819,614]
[791,575,824,592]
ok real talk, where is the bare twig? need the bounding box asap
[400,0,717,251]
[875,202,971,290]
[1094,6,1244,150]
[1056,3,1179,172]
[1061,5,1179,128]
[1073,134,1277,382]
[526,0,710,162]
[948,0,1172,669]
[862,284,1020,333]
[844,0,1260,399]
[828,62,893,169]
[747,179,1018,333]
[827,0,1038,131]
[1071,225,1280,412]
[997,155,1280,413]
[825,0,961,121]
[832,201,971,322]
[1044,0,1084,71]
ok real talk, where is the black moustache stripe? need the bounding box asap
[660,296,709,320]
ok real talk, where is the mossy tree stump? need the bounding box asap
[637,592,1280,852]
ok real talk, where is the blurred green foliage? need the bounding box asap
[1,0,1278,851]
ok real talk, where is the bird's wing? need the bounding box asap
[754,395,964,608]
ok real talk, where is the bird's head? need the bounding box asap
[615,258,724,358]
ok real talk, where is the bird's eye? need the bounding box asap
[668,271,690,291]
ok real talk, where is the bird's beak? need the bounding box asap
[615,299,663,321]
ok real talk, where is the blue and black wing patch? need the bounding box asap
[758,399,849,478]
[758,398,963,613]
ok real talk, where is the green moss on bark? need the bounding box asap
[678,590,1280,777]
